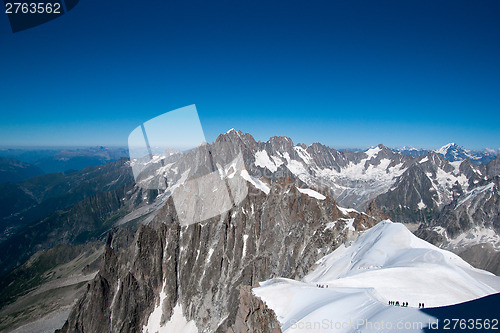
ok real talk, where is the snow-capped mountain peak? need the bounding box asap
[436,143,467,160]
[434,142,489,163]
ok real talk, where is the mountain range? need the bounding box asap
[0,130,498,332]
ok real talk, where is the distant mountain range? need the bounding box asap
[0,143,496,185]
[0,157,44,183]
[395,143,499,164]
[0,146,129,175]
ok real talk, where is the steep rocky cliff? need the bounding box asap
[58,178,379,333]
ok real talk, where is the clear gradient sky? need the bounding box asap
[0,0,499,149]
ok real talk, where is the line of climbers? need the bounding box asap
[316,284,328,288]
[387,301,424,308]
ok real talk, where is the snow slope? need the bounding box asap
[254,221,500,332]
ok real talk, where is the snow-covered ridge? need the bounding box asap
[303,221,491,286]
[254,221,500,333]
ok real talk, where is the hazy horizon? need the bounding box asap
[0,131,498,153]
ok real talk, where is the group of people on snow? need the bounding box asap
[387,301,425,308]
[316,284,328,288]
[388,301,408,307]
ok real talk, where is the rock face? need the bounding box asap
[436,176,500,238]
[458,243,500,276]
[414,175,500,252]
[58,177,380,333]
[487,155,500,178]
[132,131,415,212]
[374,150,500,254]
[227,286,281,333]
[375,152,486,221]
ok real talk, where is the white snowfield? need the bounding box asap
[254,221,500,333]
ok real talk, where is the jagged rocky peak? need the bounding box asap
[459,158,486,184]
[363,144,410,168]
[264,135,296,157]
[421,150,454,170]
[217,128,256,146]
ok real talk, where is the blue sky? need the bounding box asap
[0,0,499,149]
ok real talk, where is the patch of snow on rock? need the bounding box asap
[296,187,326,200]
